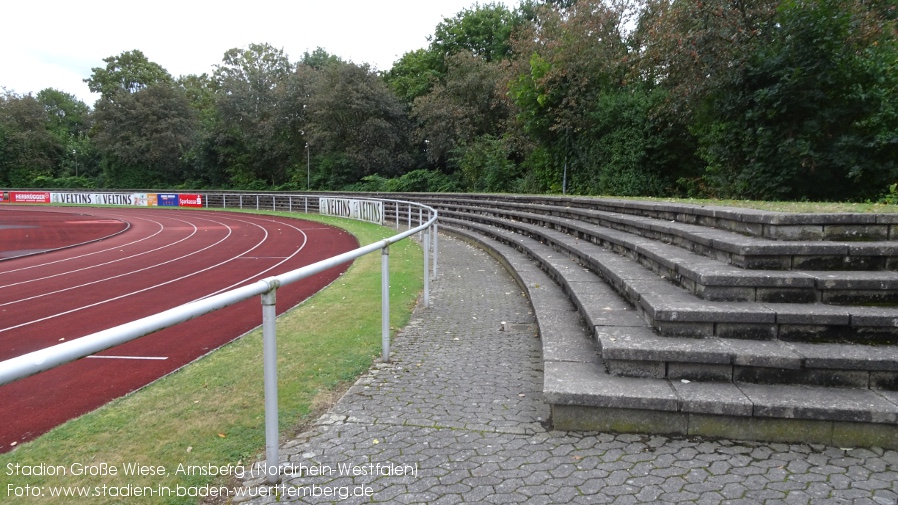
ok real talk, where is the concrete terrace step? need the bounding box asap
[598,326,898,389]
[442,220,898,385]
[440,224,898,449]
[441,216,898,345]
[438,205,898,304]
[419,197,898,271]
[410,193,898,242]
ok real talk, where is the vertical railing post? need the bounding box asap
[256,195,260,210]
[261,286,280,484]
[395,203,399,230]
[433,220,439,279]
[423,227,430,308]
[305,196,308,214]
[381,245,390,362]
[407,205,411,230]
[418,208,423,240]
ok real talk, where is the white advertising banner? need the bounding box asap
[50,192,148,206]
[319,197,384,225]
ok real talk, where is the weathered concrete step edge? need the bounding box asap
[441,216,898,344]
[597,326,898,390]
[439,207,898,303]
[433,196,896,255]
[446,219,898,385]
[556,252,898,388]
[402,193,898,242]
[437,203,898,273]
[440,225,898,449]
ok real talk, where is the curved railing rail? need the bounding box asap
[0,195,438,483]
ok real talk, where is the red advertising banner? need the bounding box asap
[9,191,51,203]
[178,194,203,208]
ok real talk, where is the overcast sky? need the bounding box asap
[1,0,516,106]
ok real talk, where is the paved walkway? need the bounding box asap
[237,235,898,504]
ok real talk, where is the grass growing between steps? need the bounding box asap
[0,211,424,505]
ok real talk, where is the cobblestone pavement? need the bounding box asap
[236,235,898,504]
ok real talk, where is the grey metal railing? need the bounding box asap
[0,196,438,484]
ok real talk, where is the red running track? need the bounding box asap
[0,206,359,452]
[0,208,129,259]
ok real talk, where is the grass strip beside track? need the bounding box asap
[0,211,424,504]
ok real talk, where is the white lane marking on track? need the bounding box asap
[194,215,308,299]
[86,355,168,360]
[0,216,166,276]
[0,213,308,334]
[0,217,233,309]
[0,217,198,290]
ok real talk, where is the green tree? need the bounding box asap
[431,2,522,64]
[455,134,520,192]
[211,43,300,187]
[383,48,444,104]
[388,2,525,104]
[176,73,228,187]
[306,61,413,188]
[300,47,344,69]
[412,51,511,169]
[37,89,90,138]
[508,0,632,137]
[178,73,217,117]
[0,91,65,186]
[637,0,780,125]
[675,0,898,200]
[506,0,641,193]
[84,50,173,102]
[92,84,198,187]
[576,87,698,196]
[36,88,97,184]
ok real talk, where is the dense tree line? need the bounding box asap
[2,0,896,201]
